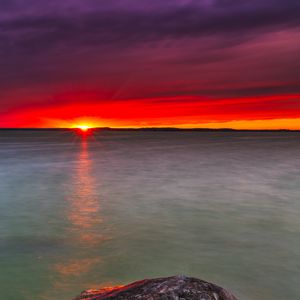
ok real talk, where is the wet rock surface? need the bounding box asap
[74,275,238,300]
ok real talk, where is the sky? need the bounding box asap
[0,0,300,129]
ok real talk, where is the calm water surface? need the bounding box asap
[0,130,300,300]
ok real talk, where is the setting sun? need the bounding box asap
[67,117,102,132]
[68,119,99,132]
[77,125,90,132]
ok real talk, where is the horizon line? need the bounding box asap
[0,127,299,132]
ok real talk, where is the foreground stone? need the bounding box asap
[74,275,238,300]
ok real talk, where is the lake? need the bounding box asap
[0,130,300,299]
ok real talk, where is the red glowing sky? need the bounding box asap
[0,0,300,129]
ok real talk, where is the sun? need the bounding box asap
[68,118,101,133]
[77,125,90,132]
[71,123,95,134]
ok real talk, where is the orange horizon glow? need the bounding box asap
[1,94,300,130]
[4,117,300,131]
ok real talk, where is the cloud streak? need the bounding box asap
[1,0,300,51]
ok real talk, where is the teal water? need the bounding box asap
[0,130,300,300]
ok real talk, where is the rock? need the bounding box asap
[74,275,238,300]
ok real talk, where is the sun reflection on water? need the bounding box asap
[51,138,104,292]
[67,138,102,243]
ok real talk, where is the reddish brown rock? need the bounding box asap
[74,275,238,300]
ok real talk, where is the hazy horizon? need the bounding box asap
[0,127,299,131]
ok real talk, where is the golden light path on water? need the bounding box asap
[46,135,105,298]
[67,138,102,243]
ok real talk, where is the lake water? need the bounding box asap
[0,130,300,300]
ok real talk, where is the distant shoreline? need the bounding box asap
[0,127,299,132]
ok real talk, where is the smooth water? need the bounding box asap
[0,130,300,300]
